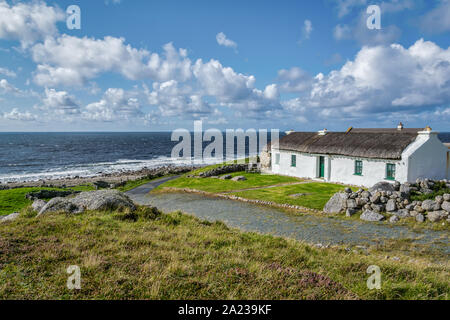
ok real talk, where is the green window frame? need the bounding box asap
[354,160,363,176]
[291,155,297,167]
[275,153,280,165]
[386,163,396,180]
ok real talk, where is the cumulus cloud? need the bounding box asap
[83,88,142,121]
[0,0,64,47]
[277,67,313,93]
[0,79,21,94]
[282,39,450,121]
[32,36,192,87]
[38,88,79,115]
[3,108,37,121]
[216,32,238,50]
[0,67,16,78]
[420,0,450,34]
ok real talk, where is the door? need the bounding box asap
[319,156,325,178]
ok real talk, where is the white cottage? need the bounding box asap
[271,125,449,188]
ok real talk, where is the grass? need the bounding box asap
[230,182,348,211]
[0,208,448,300]
[154,172,301,193]
[0,185,94,216]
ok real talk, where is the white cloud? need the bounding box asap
[0,79,21,94]
[0,0,64,47]
[283,39,450,120]
[38,88,79,115]
[32,36,192,86]
[0,67,16,78]
[303,20,313,39]
[420,0,450,34]
[83,88,142,121]
[216,32,238,50]
[3,108,37,121]
[277,67,313,93]
[333,24,351,40]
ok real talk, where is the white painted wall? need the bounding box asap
[403,132,448,181]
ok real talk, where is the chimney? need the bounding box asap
[318,128,328,136]
[397,122,404,130]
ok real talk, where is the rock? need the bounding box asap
[393,181,401,191]
[409,211,418,217]
[421,200,441,211]
[370,203,384,213]
[422,188,434,195]
[442,201,450,213]
[389,215,400,223]
[210,176,219,179]
[385,199,397,212]
[414,205,425,213]
[26,189,79,200]
[231,176,247,181]
[346,199,357,209]
[32,199,47,212]
[361,191,371,199]
[416,214,425,223]
[427,211,446,223]
[435,195,444,204]
[443,194,450,202]
[0,212,20,223]
[93,180,111,189]
[38,190,135,216]
[360,210,385,222]
[369,182,395,193]
[323,193,348,214]
[380,196,388,204]
[399,184,411,196]
[393,209,410,218]
[346,208,358,217]
[220,175,232,180]
[344,187,352,193]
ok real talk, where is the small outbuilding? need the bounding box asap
[271,124,449,187]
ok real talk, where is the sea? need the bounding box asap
[0,132,449,183]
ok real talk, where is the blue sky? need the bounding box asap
[0,0,449,131]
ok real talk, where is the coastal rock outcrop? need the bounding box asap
[38,190,136,216]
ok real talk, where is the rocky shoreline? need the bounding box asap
[0,165,202,190]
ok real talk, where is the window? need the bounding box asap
[275,153,280,165]
[291,155,296,167]
[386,163,396,180]
[354,160,363,176]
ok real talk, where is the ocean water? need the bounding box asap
[0,132,449,183]
[0,132,268,183]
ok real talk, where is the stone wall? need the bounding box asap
[324,179,450,223]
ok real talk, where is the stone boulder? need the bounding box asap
[427,211,447,223]
[220,175,232,180]
[0,212,20,223]
[441,201,450,213]
[421,200,441,212]
[32,199,47,212]
[385,199,397,212]
[416,214,425,223]
[360,210,385,222]
[369,182,395,193]
[393,209,410,218]
[231,176,247,181]
[323,193,348,214]
[389,215,400,223]
[26,189,79,200]
[38,190,136,216]
[443,194,450,202]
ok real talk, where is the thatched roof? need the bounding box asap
[276,130,421,160]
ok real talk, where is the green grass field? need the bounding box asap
[155,172,301,193]
[231,182,348,210]
[0,208,448,299]
[0,185,94,216]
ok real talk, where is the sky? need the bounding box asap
[0,0,449,132]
